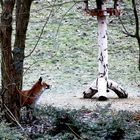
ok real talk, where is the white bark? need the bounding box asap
[83,80,98,98]
[83,0,128,100]
[107,80,128,98]
[83,79,128,99]
[97,15,108,99]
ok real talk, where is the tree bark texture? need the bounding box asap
[97,0,108,100]
[83,79,128,99]
[0,0,20,122]
[0,0,33,122]
[13,0,32,89]
[83,80,98,98]
[97,15,108,100]
[83,0,128,100]
[131,0,140,70]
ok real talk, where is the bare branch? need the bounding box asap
[132,0,139,39]
[66,123,85,140]
[46,0,84,8]
[25,0,83,58]
[131,0,140,70]
[25,1,55,58]
[4,104,25,131]
[118,16,136,38]
[119,0,139,40]
[55,2,77,39]
[0,0,3,9]
[84,0,88,10]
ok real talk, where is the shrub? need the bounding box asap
[0,104,140,140]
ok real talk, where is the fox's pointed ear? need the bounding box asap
[38,77,42,84]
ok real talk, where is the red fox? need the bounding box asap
[19,77,50,107]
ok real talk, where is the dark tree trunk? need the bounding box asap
[13,0,33,89]
[0,0,33,122]
[0,0,20,122]
[96,0,103,10]
[0,0,3,9]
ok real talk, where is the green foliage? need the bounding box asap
[32,105,140,140]
[0,105,140,139]
[0,121,24,140]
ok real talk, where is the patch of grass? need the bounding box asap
[0,121,24,140]
[23,1,140,96]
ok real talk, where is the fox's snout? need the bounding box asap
[46,84,51,89]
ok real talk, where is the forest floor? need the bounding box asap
[37,84,140,112]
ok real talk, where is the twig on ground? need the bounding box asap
[66,123,85,140]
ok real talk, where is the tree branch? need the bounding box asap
[131,0,140,70]
[118,16,136,38]
[55,2,77,39]
[132,0,140,40]
[0,0,3,9]
[25,1,55,58]
[25,0,83,58]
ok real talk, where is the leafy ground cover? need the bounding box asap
[1,105,140,140]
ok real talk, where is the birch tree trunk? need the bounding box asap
[97,0,108,100]
[83,0,128,100]
[97,15,108,100]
